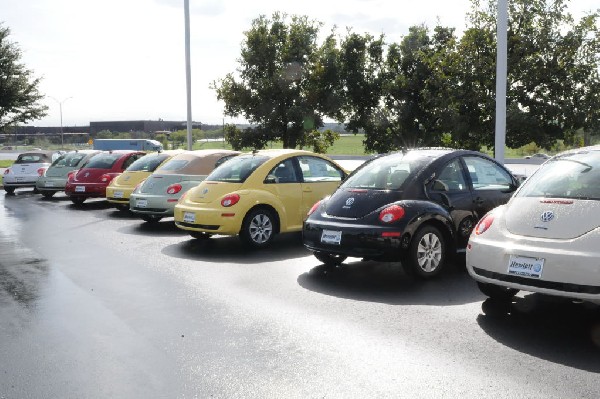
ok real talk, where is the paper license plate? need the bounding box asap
[183,212,196,223]
[113,191,124,198]
[507,255,544,279]
[136,199,148,208]
[45,182,55,187]
[75,186,85,192]
[321,230,342,245]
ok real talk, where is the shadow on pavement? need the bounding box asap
[161,232,310,264]
[118,219,188,237]
[297,259,482,306]
[477,295,600,372]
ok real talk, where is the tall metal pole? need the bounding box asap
[494,0,508,163]
[184,0,193,150]
[49,96,72,150]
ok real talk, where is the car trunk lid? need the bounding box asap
[73,168,106,183]
[504,197,600,239]
[187,181,244,204]
[324,188,403,218]
[45,165,71,178]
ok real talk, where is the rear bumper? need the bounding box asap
[65,183,108,198]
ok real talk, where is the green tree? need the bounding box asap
[0,24,47,130]
[212,13,340,149]
[451,0,600,149]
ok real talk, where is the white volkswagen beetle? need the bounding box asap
[467,145,600,303]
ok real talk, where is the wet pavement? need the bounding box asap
[0,191,599,398]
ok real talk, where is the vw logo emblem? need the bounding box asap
[345,197,355,207]
[202,188,209,195]
[540,211,554,222]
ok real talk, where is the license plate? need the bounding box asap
[136,199,148,208]
[183,212,196,223]
[75,186,85,192]
[321,230,342,245]
[507,255,544,279]
[114,191,124,198]
[15,177,24,182]
[45,182,55,187]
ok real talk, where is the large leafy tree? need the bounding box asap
[451,0,600,149]
[213,13,340,149]
[0,24,47,130]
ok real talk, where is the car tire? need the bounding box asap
[71,197,85,205]
[190,231,212,240]
[141,215,162,224]
[404,225,446,279]
[240,208,276,248]
[477,282,518,301]
[314,252,347,267]
[4,187,15,194]
[41,191,55,199]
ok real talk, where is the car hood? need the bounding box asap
[504,197,600,239]
[45,165,76,178]
[187,181,244,204]
[324,188,403,218]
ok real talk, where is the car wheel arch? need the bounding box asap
[241,204,281,234]
[403,215,455,254]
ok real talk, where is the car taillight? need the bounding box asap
[307,200,321,216]
[67,171,76,181]
[37,168,46,176]
[100,174,112,183]
[166,183,182,195]
[221,193,240,207]
[474,214,495,235]
[378,205,405,223]
[4,169,10,175]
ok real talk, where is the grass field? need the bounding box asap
[0,160,13,167]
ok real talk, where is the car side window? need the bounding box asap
[267,159,299,183]
[122,155,139,170]
[463,156,513,191]
[297,156,345,182]
[433,159,467,192]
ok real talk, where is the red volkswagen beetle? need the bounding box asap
[65,150,145,205]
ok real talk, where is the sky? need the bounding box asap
[2,0,598,128]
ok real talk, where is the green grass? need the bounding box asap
[0,160,13,168]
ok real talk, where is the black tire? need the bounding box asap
[477,282,518,301]
[240,208,276,248]
[71,197,85,205]
[42,191,55,199]
[115,204,129,212]
[190,231,212,240]
[141,215,162,224]
[314,252,347,267]
[404,225,446,279]
[4,187,15,194]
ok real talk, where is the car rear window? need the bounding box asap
[126,154,170,172]
[518,151,600,200]
[85,153,121,169]
[206,155,269,183]
[14,154,50,164]
[157,159,190,171]
[52,153,86,167]
[342,152,430,190]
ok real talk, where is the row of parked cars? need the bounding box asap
[3,146,600,305]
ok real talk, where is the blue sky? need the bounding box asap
[2,0,598,127]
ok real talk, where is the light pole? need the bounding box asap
[49,96,73,149]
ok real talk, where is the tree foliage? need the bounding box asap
[0,24,47,130]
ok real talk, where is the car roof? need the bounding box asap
[242,149,318,158]
[158,149,240,175]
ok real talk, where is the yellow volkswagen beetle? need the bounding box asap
[106,150,183,211]
[174,149,348,247]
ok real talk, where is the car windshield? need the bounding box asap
[51,152,86,167]
[126,154,169,172]
[518,150,600,200]
[206,154,269,183]
[14,153,49,164]
[85,153,121,169]
[341,152,431,190]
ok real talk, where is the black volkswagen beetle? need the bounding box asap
[302,148,519,278]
